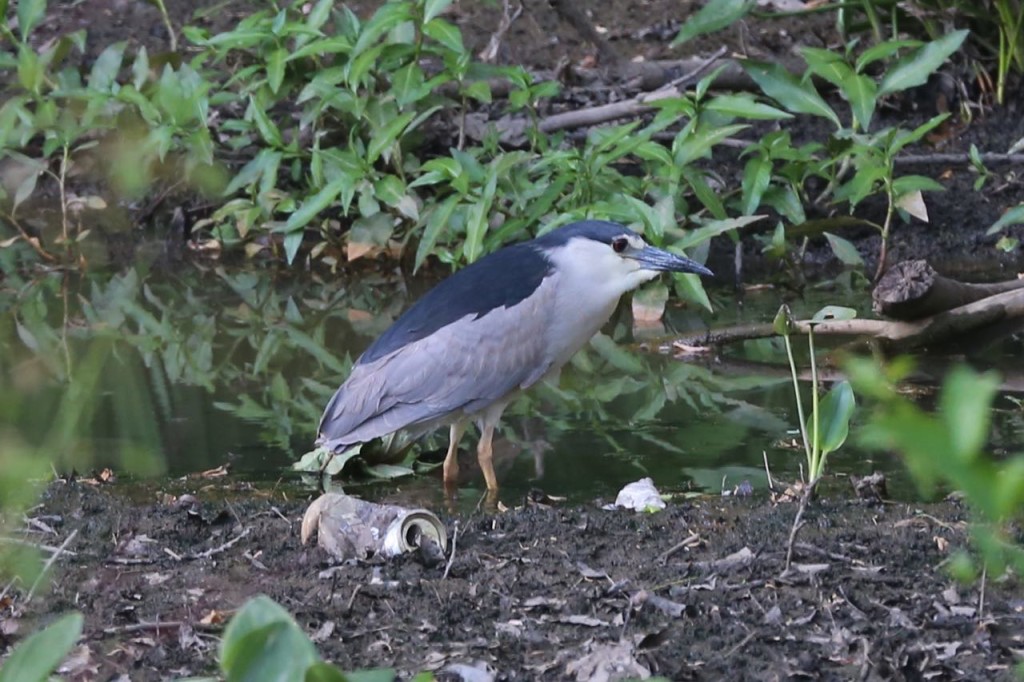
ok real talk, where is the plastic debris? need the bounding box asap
[612,477,666,512]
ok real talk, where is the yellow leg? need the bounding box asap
[443,421,467,486]
[477,423,498,491]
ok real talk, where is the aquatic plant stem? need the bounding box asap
[782,334,812,464]
[809,328,820,479]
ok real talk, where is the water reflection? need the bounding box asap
[1,266,1021,501]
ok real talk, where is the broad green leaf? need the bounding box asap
[673,272,712,312]
[16,45,42,94]
[892,174,944,195]
[843,74,877,131]
[17,0,46,39]
[986,204,1024,235]
[220,596,319,681]
[674,123,747,166]
[423,0,453,24]
[890,113,948,153]
[12,167,40,213]
[249,97,283,147]
[131,46,149,90]
[306,0,333,31]
[741,60,840,128]
[810,305,857,324]
[391,62,427,108]
[367,112,415,164]
[675,214,763,249]
[88,42,127,91]
[878,30,968,96]
[740,154,772,216]
[855,39,923,73]
[422,18,463,53]
[772,304,795,336]
[414,195,459,272]
[267,47,286,93]
[353,1,412,56]
[672,0,753,46]
[705,94,792,120]
[823,232,863,267]
[811,380,855,456]
[681,166,727,220]
[799,47,851,89]
[283,230,304,264]
[939,366,999,461]
[282,177,348,232]
[0,613,82,682]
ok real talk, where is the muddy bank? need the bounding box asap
[3,480,1021,680]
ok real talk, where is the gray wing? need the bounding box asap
[317,283,556,449]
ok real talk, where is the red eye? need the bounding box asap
[612,237,628,253]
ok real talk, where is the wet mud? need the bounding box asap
[4,480,1021,680]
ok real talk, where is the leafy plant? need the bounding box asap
[847,358,1024,579]
[739,32,967,278]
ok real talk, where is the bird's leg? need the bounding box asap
[477,423,498,491]
[443,421,467,486]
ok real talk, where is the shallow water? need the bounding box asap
[1,264,1021,505]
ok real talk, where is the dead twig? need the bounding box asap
[478,0,523,63]
[191,527,251,560]
[783,480,817,575]
[658,533,701,563]
[25,529,78,603]
[442,520,460,580]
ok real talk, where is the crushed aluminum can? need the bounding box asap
[612,477,667,512]
[300,493,448,560]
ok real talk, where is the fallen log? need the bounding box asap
[872,259,1024,320]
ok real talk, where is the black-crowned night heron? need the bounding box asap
[317,220,713,492]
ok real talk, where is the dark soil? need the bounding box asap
[3,480,1022,680]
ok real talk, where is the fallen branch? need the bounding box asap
[538,47,729,134]
[673,287,1024,352]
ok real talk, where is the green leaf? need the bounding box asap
[220,596,319,681]
[131,46,150,90]
[675,214,763,249]
[811,380,855,456]
[88,42,127,91]
[249,96,284,147]
[414,195,459,272]
[367,112,415,164]
[423,0,453,24]
[284,230,304,264]
[810,305,857,324]
[799,47,851,89]
[772,304,795,336]
[823,232,864,267]
[391,62,427,107]
[17,0,46,39]
[422,18,463,53]
[878,30,968,96]
[740,154,772,216]
[305,0,333,31]
[705,94,792,120]
[939,366,999,461]
[673,272,712,312]
[672,0,753,46]
[267,47,287,94]
[855,39,923,73]
[741,60,840,128]
[282,177,348,232]
[892,174,944,195]
[0,613,82,682]
[986,204,1024,235]
[843,74,877,131]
